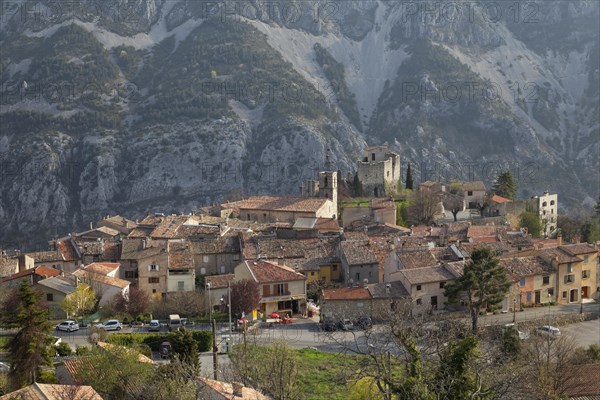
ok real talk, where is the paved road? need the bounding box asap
[561,319,600,348]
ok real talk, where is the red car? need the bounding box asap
[268,312,280,319]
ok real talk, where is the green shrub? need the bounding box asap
[191,330,212,352]
[55,342,72,356]
[38,370,58,384]
[75,346,90,356]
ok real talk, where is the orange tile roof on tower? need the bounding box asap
[83,262,120,276]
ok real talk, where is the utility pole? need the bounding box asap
[212,319,218,380]
[512,298,516,323]
[207,282,212,322]
[228,280,232,334]
[580,288,584,314]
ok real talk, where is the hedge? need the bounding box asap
[107,330,212,352]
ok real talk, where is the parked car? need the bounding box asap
[55,320,79,333]
[355,316,373,330]
[159,341,171,359]
[322,320,337,332]
[168,314,182,331]
[537,325,561,337]
[339,319,354,331]
[147,320,161,332]
[0,362,10,372]
[97,320,123,331]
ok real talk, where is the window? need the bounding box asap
[200,268,206,275]
[203,256,210,263]
[332,265,337,271]
[439,282,446,289]
[584,255,589,264]
[562,291,567,299]
[548,288,554,296]
[324,177,328,186]
[310,272,315,276]
[467,191,473,196]
[149,264,159,271]
[276,284,285,295]
[550,200,555,205]
[220,266,226,274]
[372,153,375,161]
[152,289,156,294]
[526,292,531,302]
[567,263,573,273]
[416,285,422,291]
[564,275,574,284]
[542,276,550,285]
[178,281,185,291]
[542,202,547,207]
[46,293,53,302]
[519,277,525,286]
[232,254,240,261]
[149,277,159,284]
[582,270,590,279]
[356,273,360,281]
[125,271,138,279]
[387,171,390,177]
[416,298,422,305]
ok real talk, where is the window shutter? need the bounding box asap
[284,283,289,294]
[263,285,270,296]
[148,265,151,271]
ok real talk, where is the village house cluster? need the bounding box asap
[0,147,597,325]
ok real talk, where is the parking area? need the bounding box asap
[561,319,600,348]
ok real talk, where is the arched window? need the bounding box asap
[550,200,555,205]
[542,202,547,207]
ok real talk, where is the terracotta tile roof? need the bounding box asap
[245,260,306,283]
[149,215,189,239]
[1,266,60,283]
[25,251,62,263]
[72,269,130,289]
[241,236,338,261]
[315,218,340,233]
[396,249,439,269]
[223,196,329,213]
[190,237,240,254]
[168,242,193,270]
[368,235,398,271]
[205,274,235,289]
[558,244,597,256]
[368,281,410,298]
[500,256,554,280]
[36,276,77,295]
[129,246,167,260]
[538,248,582,264]
[76,226,120,238]
[489,194,511,203]
[460,242,513,256]
[400,265,458,285]
[341,241,377,265]
[128,227,153,238]
[120,238,145,255]
[322,287,372,300]
[76,241,103,256]
[0,383,103,400]
[467,225,498,238]
[138,214,166,226]
[342,231,370,242]
[101,215,137,229]
[176,223,222,238]
[445,222,470,242]
[472,236,500,243]
[102,242,121,261]
[84,262,120,276]
[197,377,269,400]
[461,181,486,191]
[532,239,560,249]
[56,239,80,261]
[562,364,600,397]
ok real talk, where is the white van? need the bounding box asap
[168,314,182,331]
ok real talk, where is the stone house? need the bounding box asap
[538,244,598,304]
[340,240,379,285]
[384,248,440,283]
[0,254,19,278]
[500,256,556,309]
[0,266,61,289]
[461,181,486,209]
[72,268,130,306]
[342,198,397,229]
[223,196,337,223]
[190,236,241,276]
[395,263,464,314]
[35,276,78,319]
[357,145,401,197]
[97,215,138,235]
[235,260,307,316]
[204,274,235,314]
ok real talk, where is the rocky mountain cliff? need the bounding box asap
[0,0,598,249]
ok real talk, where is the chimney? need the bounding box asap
[557,231,563,246]
[232,382,244,397]
[90,222,93,230]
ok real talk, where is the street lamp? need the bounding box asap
[580,288,584,314]
[512,298,516,323]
